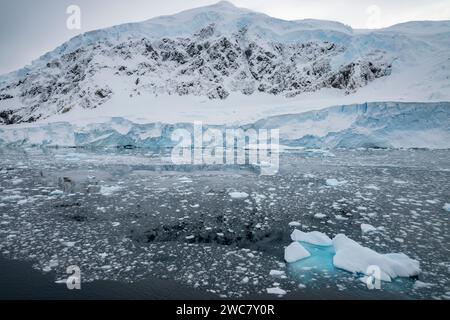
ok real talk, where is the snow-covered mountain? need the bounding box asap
[0,1,449,126]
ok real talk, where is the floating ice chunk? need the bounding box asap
[241,277,249,284]
[361,223,378,234]
[413,281,435,290]
[266,287,287,295]
[62,241,76,247]
[288,221,301,227]
[290,230,332,246]
[314,213,326,219]
[100,185,122,196]
[111,222,120,227]
[17,199,28,205]
[229,191,249,199]
[443,203,450,212]
[326,179,347,187]
[11,178,23,185]
[178,177,193,183]
[332,234,420,282]
[50,190,64,196]
[284,242,311,263]
[269,270,286,278]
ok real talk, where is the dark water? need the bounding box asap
[0,148,449,299]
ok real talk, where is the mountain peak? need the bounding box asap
[211,1,237,8]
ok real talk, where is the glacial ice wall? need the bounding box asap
[0,102,449,149]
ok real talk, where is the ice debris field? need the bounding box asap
[0,147,449,299]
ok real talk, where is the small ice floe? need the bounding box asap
[241,277,250,284]
[332,234,420,282]
[443,203,450,212]
[50,190,64,196]
[334,214,348,221]
[290,230,332,246]
[413,281,435,290]
[326,179,347,187]
[11,178,24,185]
[111,222,121,227]
[284,242,311,263]
[185,235,195,240]
[229,191,249,199]
[364,185,380,191]
[100,185,122,196]
[269,270,286,278]
[361,223,378,234]
[17,199,28,205]
[61,241,76,247]
[314,213,326,219]
[178,177,193,183]
[266,287,287,296]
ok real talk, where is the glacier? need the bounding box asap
[0,101,448,149]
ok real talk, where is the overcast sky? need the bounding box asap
[1,0,449,74]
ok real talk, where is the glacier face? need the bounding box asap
[1,102,448,149]
[0,2,449,124]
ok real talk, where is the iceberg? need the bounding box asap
[332,234,421,282]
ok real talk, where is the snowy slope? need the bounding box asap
[0,1,449,126]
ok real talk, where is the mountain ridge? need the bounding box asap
[0,1,449,125]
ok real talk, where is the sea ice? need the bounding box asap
[443,203,450,212]
[284,242,311,263]
[269,270,286,277]
[100,185,122,196]
[266,287,287,295]
[326,179,347,187]
[229,192,249,199]
[361,223,378,234]
[332,234,421,282]
[290,230,332,246]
